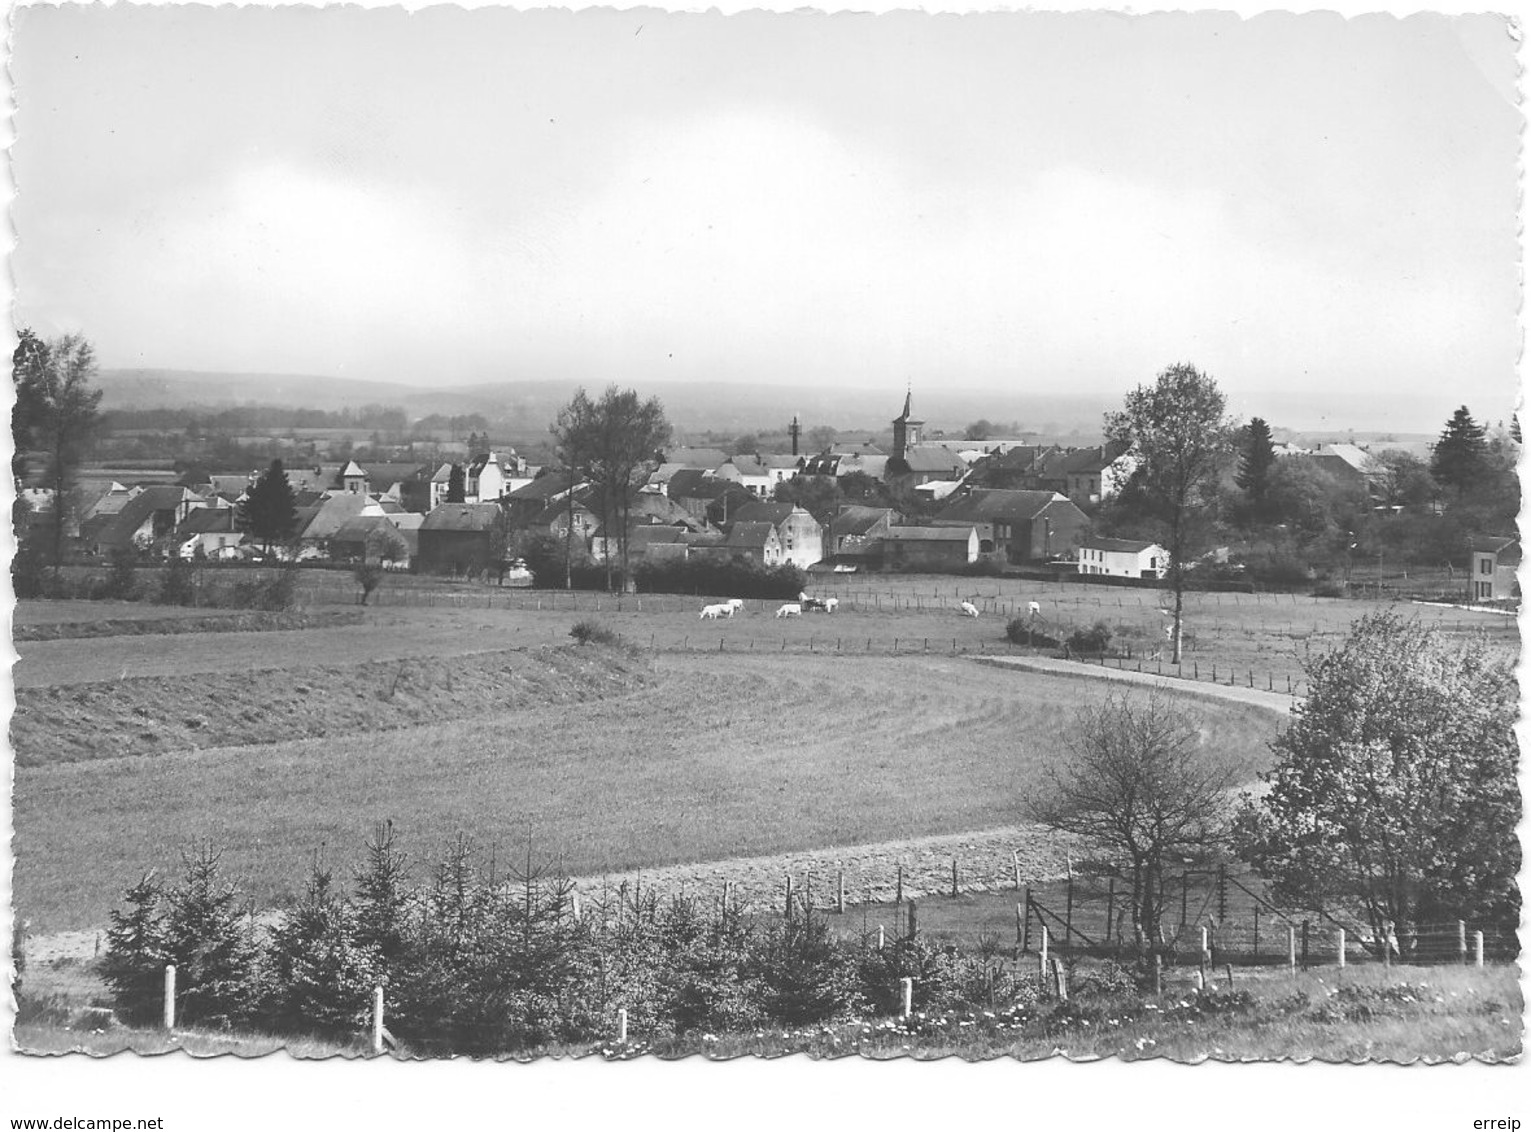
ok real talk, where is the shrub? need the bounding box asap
[104,547,140,601]
[1311,581,1347,599]
[962,553,1007,577]
[1065,619,1113,656]
[569,619,622,647]
[1005,617,1059,647]
[633,557,805,601]
[157,554,197,606]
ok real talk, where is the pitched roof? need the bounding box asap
[934,488,1064,524]
[421,502,504,533]
[363,462,429,488]
[341,460,367,477]
[1469,535,1519,557]
[830,506,897,539]
[880,525,976,542]
[761,454,804,470]
[503,471,578,501]
[178,507,241,536]
[897,445,968,474]
[331,515,396,545]
[724,521,778,549]
[431,462,455,484]
[1080,536,1162,554]
[731,501,795,526]
[298,492,380,540]
[667,468,720,499]
[94,486,199,548]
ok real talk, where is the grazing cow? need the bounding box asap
[822,597,839,614]
[726,598,745,614]
[800,597,826,612]
[959,601,979,618]
[776,602,803,618]
[699,603,728,620]
[1026,601,1041,617]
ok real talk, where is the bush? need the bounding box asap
[962,553,1007,577]
[104,548,140,601]
[569,619,622,647]
[633,557,805,601]
[1311,581,1347,599]
[157,554,197,606]
[1005,617,1059,648]
[1065,620,1113,656]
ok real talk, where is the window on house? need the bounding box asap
[1480,558,1492,574]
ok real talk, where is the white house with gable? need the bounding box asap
[1076,536,1168,579]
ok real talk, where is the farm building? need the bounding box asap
[176,506,246,560]
[730,501,823,570]
[1062,442,1135,505]
[417,502,505,574]
[869,525,980,571]
[827,505,898,558]
[721,521,784,566]
[1076,537,1167,579]
[295,491,386,550]
[1468,536,1519,602]
[84,485,208,555]
[330,515,412,566]
[930,487,1088,563]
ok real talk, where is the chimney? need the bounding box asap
[789,415,801,457]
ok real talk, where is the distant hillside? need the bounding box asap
[95,368,1114,437]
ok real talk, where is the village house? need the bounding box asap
[1062,442,1136,506]
[1468,536,1519,602]
[84,485,207,555]
[715,454,803,497]
[1076,536,1167,579]
[869,524,980,571]
[176,506,246,560]
[719,521,784,567]
[931,487,1088,563]
[827,505,899,559]
[417,502,505,574]
[729,501,823,570]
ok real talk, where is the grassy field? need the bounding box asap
[17,580,1515,695]
[12,650,1282,933]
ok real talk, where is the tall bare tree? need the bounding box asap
[1105,363,1235,663]
[550,385,671,592]
[1026,691,1239,970]
[12,330,104,568]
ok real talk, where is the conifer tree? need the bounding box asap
[1234,416,1277,510]
[1430,405,1488,495]
[237,459,299,554]
[445,463,467,503]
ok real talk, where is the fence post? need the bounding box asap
[951,857,959,898]
[895,863,903,908]
[163,964,176,1032]
[1288,926,1297,975]
[1458,920,1468,964]
[1475,930,1485,968]
[1039,924,1049,977]
[836,870,845,915]
[784,875,793,921]
[907,899,918,941]
[1153,952,1163,997]
[877,924,885,950]
[1336,928,1346,969]
[1301,920,1310,969]
[900,977,914,1020]
[1020,889,1031,952]
[617,1007,628,1044]
[371,985,384,1055]
[571,890,582,922]
[1015,902,1026,948]
[1051,958,1068,1002]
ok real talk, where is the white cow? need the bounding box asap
[1026,601,1041,617]
[776,602,803,618]
[699,603,728,620]
[726,599,745,614]
[822,597,839,614]
[959,601,979,618]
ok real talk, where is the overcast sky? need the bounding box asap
[8,6,1520,432]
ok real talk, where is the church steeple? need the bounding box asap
[892,385,923,461]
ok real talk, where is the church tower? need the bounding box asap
[892,388,923,461]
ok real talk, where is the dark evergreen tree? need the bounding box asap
[100,872,170,1025]
[445,463,467,503]
[1430,406,1488,495]
[1234,416,1277,509]
[162,845,262,1029]
[262,859,378,1036]
[237,459,299,554]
